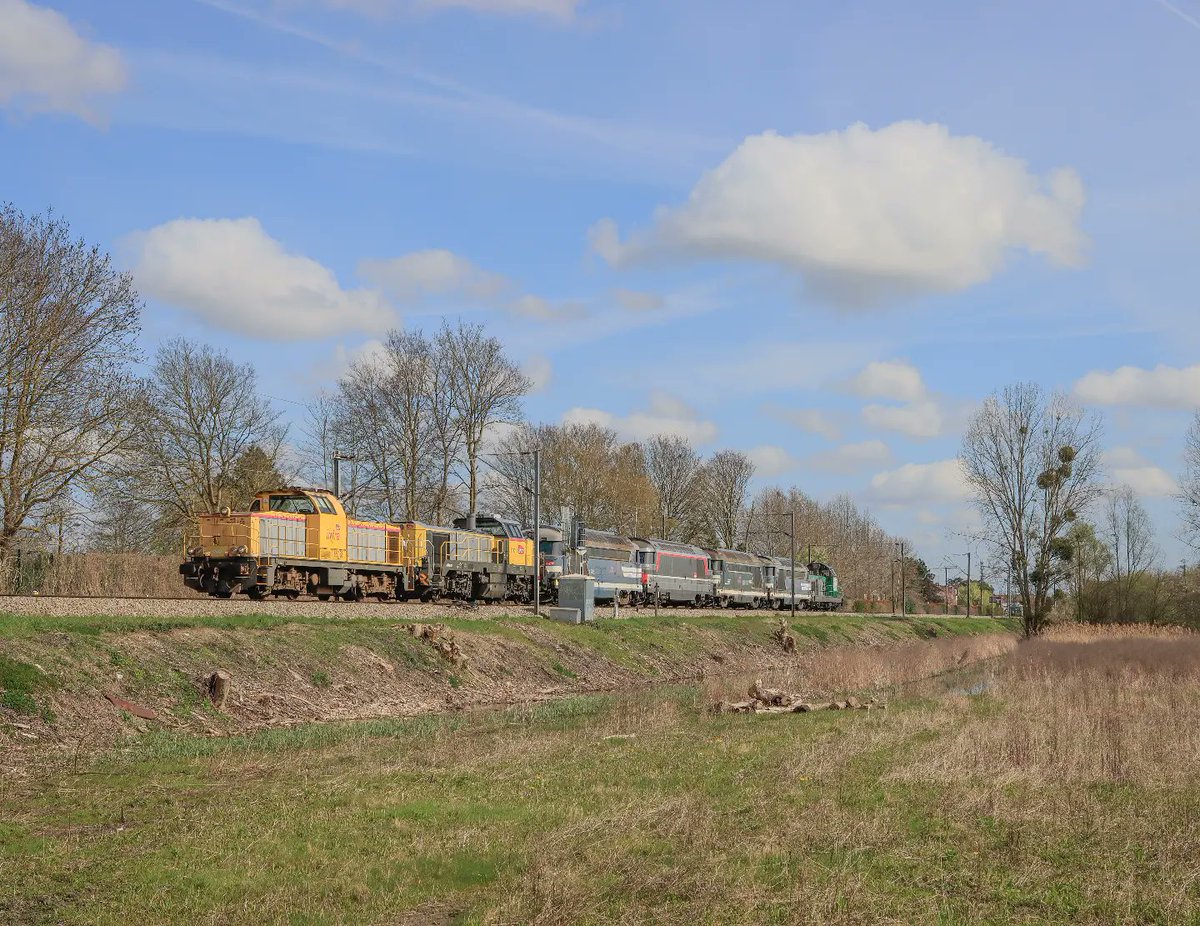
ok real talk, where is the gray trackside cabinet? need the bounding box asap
[546,607,582,624]
[557,574,596,622]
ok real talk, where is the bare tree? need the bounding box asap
[700,450,755,548]
[113,338,287,548]
[434,320,529,524]
[1183,412,1200,548]
[337,358,406,520]
[1102,484,1158,620]
[298,391,339,490]
[425,352,463,524]
[960,383,1103,636]
[0,205,142,570]
[88,490,157,553]
[643,434,702,541]
[484,422,658,533]
[333,331,445,521]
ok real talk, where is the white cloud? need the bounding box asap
[862,400,944,439]
[745,445,798,477]
[360,248,581,324]
[869,459,970,504]
[127,217,395,340]
[807,440,892,472]
[613,288,666,311]
[510,294,588,322]
[315,338,390,382]
[522,354,553,393]
[1075,364,1200,409]
[592,120,1086,307]
[563,392,718,445]
[1103,447,1178,497]
[766,406,841,441]
[1115,466,1178,497]
[847,360,926,402]
[358,249,507,302]
[0,0,127,122]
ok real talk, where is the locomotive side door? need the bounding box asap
[311,492,348,562]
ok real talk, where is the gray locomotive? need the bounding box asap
[534,523,843,611]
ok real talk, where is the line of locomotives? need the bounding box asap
[180,486,843,611]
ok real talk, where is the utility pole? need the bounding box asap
[896,541,906,616]
[944,566,950,616]
[533,448,541,618]
[966,551,971,618]
[789,510,796,621]
[331,451,357,511]
[890,560,896,617]
[980,558,986,617]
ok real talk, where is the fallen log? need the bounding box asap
[713,687,884,716]
[103,691,158,721]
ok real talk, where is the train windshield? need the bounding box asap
[268,494,316,514]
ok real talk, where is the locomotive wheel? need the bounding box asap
[317,593,332,602]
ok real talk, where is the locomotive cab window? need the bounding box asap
[314,495,337,515]
[269,494,316,514]
[249,499,262,512]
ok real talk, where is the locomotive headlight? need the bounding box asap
[187,546,202,557]
[234,545,248,556]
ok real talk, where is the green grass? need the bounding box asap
[0,608,1016,641]
[0,654,54,716]
[2,667,1191,926]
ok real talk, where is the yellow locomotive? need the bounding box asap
[180,487,535,601]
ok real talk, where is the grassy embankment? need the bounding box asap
[3,622,1196,925]
[0,611,1012,739]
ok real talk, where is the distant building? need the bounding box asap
[937,584,959,607]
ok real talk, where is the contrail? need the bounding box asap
[1153,0,1200,31]
[188,0,729,161]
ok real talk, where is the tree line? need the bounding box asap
[0,205,910,602]
[485,427,908,603]
[960,382,1200,635]
[0,206,533,564]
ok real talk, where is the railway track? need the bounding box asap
[0,595,995,625]
[0,594,850,621]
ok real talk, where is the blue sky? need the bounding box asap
[3,0,1199,572]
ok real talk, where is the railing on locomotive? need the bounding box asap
[437,537,503,566]
[190,514,255,557]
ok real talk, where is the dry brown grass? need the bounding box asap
[1044,621,1196,642]
[898,626,1200,785]
[7,552,200,598]
[701,632,1017,705]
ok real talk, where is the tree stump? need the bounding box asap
[206,670,231,708]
